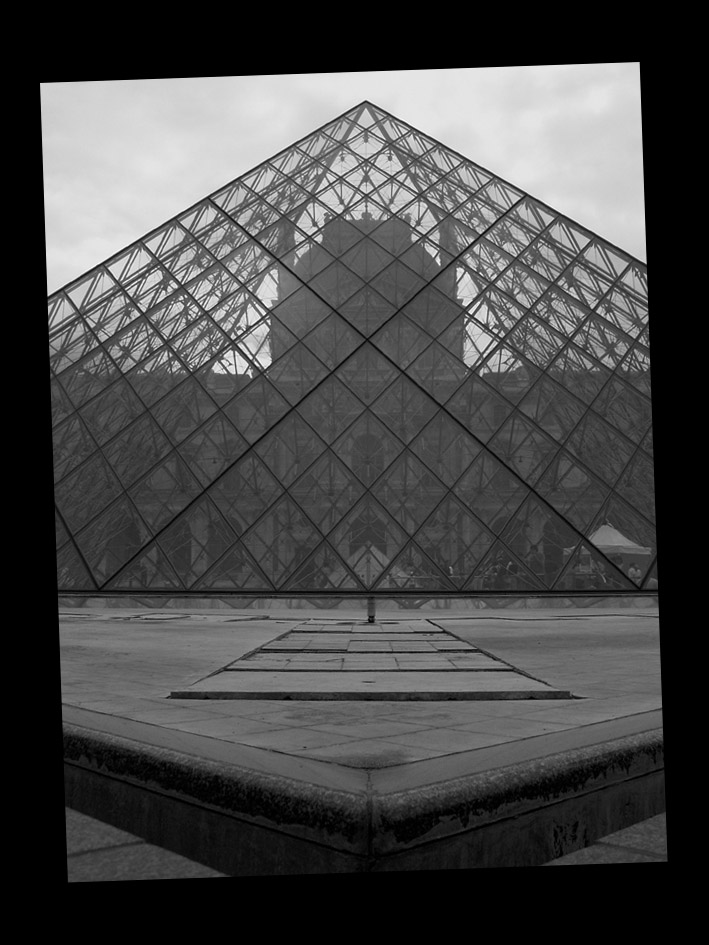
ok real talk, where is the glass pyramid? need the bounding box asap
[50,101,654,600]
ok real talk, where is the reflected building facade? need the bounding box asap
[50,102,655,600]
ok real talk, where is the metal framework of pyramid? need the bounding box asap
[50,101,655,599]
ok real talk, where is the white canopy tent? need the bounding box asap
[588,524,652,557]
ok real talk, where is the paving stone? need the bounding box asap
[68,844,225,881]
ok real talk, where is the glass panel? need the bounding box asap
[50,103,651,599]
[620,265,648,303]
[58,349,120,408]
[547,345,612,404]
[614,451,656,522]
[49,292,79,335]
[301,312,361,370]
[195,545,271,591]
[544,218,592,256]
[255,412,327,487]
[66,268,119,315]
[371,313,432,368]
[372,453,448,533]
[105,318,163,372]
[241,496,320,585]
[309,261,366,308]
[521,236,575,280]
[51,377,75,428]
[102,413,172,488]
[178,413,247,486]
[146,290,204,341]
[54,452,123,533]
[565,412,636,486]
[209,454,283,533]
[75,496,150,586]
[147,373,215,438]
[399,235,453,280]
[558,541,632,593]
[79,379,145,446]
[208,286,269,341]
[558,262,613,310]
[581,240,631,281]
[409,413,482,486]
[401,285,462,337]
[159,240,215,284]
[285,545,363,592]
[143,222,192,261]
[371,375,438,443]
[289,452,366,534]
[592,377,652,442]
[237,320,276,371]
[185,264,239,311]
[518,375,586,443]
[157,497,236,588]
[123,262,179,311]
[598,287,647,339]
[506,316,565,370]
[446,374,516,441]
[337,285,397,336]
[129,454,202,533]
[535,452,610,533]
[50,318,100,375]
[488,413,559,486]
[201,217,255,261]
[376,544,453,593]
[106,543,184,590]
[416,496,493,587]
[196,346,255,403]
[271,286,333,344]
[496,263,551,309]
[297,377,362,444]
[339,238,395,281]
[453,452,529,529]
[532,288,590,338]
[572,315,632,369]
[220,238,274,282]
[498,496,583,590]
[588,499,656,585]
[168,320,228,371]
[222,376,291,443]
[620,350,651,405]
[465,540,543,593]
[264,343,329,405]
[53,414,98,483]
[329,495,408,587]
[287,236,336,280]
[369,260,426,307]
[480,346,542,402]
[57,542,95,590]
[179,200,229,239]
[443,162,492,197]
[332,411,404,486]
[335,344,397,404]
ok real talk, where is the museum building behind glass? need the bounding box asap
[49,102,655,602]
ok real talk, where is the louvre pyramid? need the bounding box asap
[50,101,655,599]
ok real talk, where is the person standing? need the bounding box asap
[628,562,642,583]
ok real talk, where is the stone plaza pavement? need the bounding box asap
[61,601,666,878]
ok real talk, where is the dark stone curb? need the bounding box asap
[64,723,664,874]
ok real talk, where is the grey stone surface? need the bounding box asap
[66,808,226,881]
[543,813,667,865]
[61,605,665,875]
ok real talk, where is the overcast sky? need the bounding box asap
[41,66,646,296]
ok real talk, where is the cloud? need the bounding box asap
[42,67,645,294]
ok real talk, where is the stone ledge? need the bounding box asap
[64,722,664,874]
